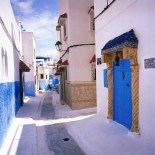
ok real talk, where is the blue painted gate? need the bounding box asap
[113,59,132,129]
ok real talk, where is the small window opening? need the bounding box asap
[91,64,96,81]
[89,9,95,31]
[1,48,8,79]
[40,74,44,79]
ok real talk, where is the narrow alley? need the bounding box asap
[1,91,155,155]
[38,92,85,155]
[1,1,155,155]
[1,92,87,155]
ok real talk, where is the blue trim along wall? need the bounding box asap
[0,81,21,148]
[25,81,35,96]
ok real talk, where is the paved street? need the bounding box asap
[1,91,154,155]
[1,92,85,155]
[39,92,85,155]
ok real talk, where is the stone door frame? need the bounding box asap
[102,47,139,132]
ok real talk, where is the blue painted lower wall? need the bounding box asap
[0,81,21,148]
[25,81,35,96]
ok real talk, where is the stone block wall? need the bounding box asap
[65,81,96,110]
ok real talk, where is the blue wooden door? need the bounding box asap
[113,59,132,129]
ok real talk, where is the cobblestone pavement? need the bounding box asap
[39,92,85,155]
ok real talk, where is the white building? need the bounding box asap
[56,0,96,109]
[95,0,155,141]
[36,57,55,91]
[22,32,36,96]
[0,0,30,148]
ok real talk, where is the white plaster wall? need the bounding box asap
[0,0,22,54]
[68,0,95,81]
[0,0,21,83]
[38,67,49,81]
[69,46,95,81]
[59,0,95,82]
[15,17,23,56]
[58,0,69,65]
[47,66,54,75]
[94,0,155,140]
[59,0,69,16]
[59,0,69,46]
[68,0,94,45]
[22,32,36,82]
[96,63,108,116]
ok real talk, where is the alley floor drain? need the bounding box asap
[63,138,70,141]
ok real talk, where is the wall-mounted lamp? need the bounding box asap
[55,41,62,51]
[55,41,67,52]
[115,53,120,66]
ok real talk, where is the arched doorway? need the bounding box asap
[101,30,139,132]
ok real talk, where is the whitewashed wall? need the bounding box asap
[69,46,95,81]
[0,0,23,147]
[22,32,36,96]
[68,0,94,45]
[22,32,36,81]
[59,0,95,82]
[38,67,49,81]
[0,0,22,83]
[59,0,69,52]
[94,0,155,140]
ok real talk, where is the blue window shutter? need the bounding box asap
[104,69,108,88]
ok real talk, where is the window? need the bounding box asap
[63,22,66,37]
[104,69,108,88]
[1,48,8,79]
[40,74,44,79]
[91,64,96,81]
[63,21,67,41]
[58,13,68,41]
[89,7,95,31]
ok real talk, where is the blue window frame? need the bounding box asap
[103,69,108,88]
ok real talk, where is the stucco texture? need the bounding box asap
[25,81,35,96]
[0,81,21,147]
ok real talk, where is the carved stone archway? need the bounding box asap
[102,47,139,132]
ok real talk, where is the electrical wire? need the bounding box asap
[94,0,116,20]
[60,43,95,59]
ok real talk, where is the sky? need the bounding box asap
[11,0,59,58]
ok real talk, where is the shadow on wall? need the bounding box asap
[11,23,19,81]
[0,42,21,148]
[24,82,36,96]
[0,19,22,148]
[1,47,8,78]
[11,23,22,112]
